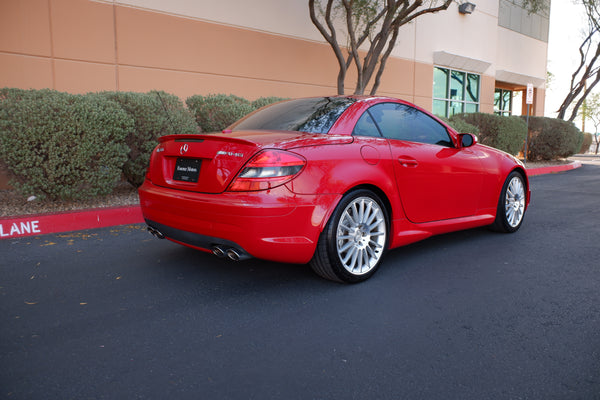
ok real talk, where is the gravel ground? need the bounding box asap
[0,160,572,218]
[0,181,139,218]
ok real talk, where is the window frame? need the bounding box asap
[353,102,454,148]
[433,66,481,118]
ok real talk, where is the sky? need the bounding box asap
[544,0,588,120]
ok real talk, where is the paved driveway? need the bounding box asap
[1,165,599,399]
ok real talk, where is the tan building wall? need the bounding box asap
[0,0,545,114]
[0,0,430,101]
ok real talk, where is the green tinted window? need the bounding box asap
[433,67,480,118]
[433,67,449,99]
[494,88,512,116]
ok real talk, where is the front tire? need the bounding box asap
[310,189,389,283]
[491,171,526,233]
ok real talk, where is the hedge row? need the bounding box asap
[0,90,286,200]
[104,91,198,187]
[0,89,197,200]
[186,94,287,132]
[450,113,527,156]
[0,89,133,200]
[525,117,583,161]
[449,112,583,161]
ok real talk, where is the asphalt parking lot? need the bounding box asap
[1,164,599,400]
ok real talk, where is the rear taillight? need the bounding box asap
[228,150,306,191]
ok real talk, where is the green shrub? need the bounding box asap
[186,94,254,132]
[0,87,29,101]
[0,90,132,200]
[580,132,593,154]
[251,96,288,109]
[453,113,526,155]
[525,117,583,161]
[442,115,480,136]
[101,91,198,187]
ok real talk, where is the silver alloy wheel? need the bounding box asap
[336,196,387,275]
[505,175,525,228]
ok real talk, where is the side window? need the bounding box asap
[367,103,453,147]
[352,111,382,137]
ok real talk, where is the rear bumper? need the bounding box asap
[138,180,341,264]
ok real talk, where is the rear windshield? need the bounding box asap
[230,97,355,134]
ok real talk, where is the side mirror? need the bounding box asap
[458,133,477,148]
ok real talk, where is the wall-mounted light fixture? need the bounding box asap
[458,2,476,14]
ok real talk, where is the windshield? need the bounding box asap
[230,97,355,134]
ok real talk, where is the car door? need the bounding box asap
[365,102,485,223]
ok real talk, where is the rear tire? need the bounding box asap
[491,171,526,233]
[310,189,389,283]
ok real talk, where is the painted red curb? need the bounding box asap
[526,161,582,176]
[0,205,144,240]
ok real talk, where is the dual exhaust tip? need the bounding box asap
[147,226,165,239]
[211,245,243,261]
[146,226,246,262]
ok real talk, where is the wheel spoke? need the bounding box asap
[368,239,383,250]
[369,217,384,231]
[349,246,359,270]
[361,249,370,272]
[337,234,354,240]
[343,209,357,227]
[339,222,354,231]
[339,240,355,254]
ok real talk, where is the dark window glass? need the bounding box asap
[367,103,453,147]
[494,88,512,116]
[466,74,480,102]
[352,111,382,137]
[230,97,356,134]
[450,70,465,101]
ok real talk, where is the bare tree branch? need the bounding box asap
[309,0,452,95]
[309,0,348,94]
[557,0,600,121]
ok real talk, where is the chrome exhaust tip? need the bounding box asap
[226,248,241,261]
[212,246,227,258]
[147,226,165,240]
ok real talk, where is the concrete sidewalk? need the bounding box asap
[0,159,589,240]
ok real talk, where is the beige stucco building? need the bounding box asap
[1,0,549,117]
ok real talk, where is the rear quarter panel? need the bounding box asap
[286,136,405,228]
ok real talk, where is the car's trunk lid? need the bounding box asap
[148,131,352,193]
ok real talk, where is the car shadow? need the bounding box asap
[140,225,502,291]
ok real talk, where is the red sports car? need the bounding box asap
[139,96,530,282]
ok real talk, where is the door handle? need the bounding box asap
[398,157,418,168]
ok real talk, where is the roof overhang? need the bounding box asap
[495,70,545,88]
[433,51,492,74]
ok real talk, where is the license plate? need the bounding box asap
[173,158,201,182]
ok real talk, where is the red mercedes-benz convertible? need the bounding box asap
[139,96,530,282]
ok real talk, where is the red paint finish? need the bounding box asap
[0,206,144,239]
[139,96,530,264]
